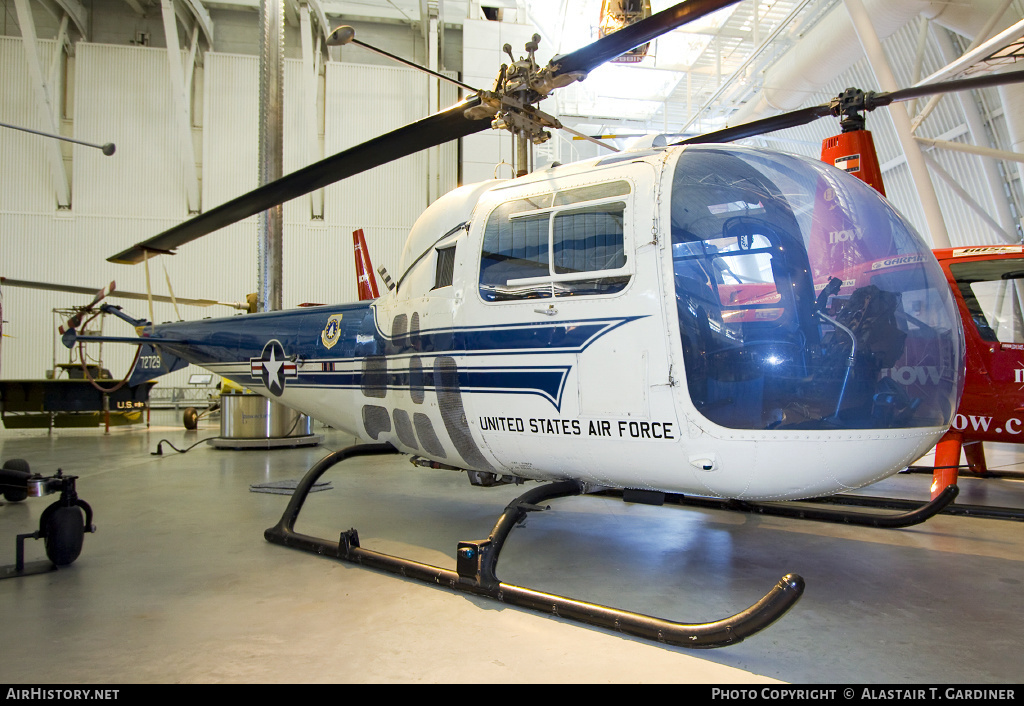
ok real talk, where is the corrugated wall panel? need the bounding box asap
[0,37,63,214]
[324,63,431,227]
[283,57,318,225]
[439,76,459,194]
[202,53,259,212]
[73,43,191,219]
[285,62,458,307]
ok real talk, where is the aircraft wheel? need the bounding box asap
[183,407,199,430]
[43,504,85,567]
[2,458,31,502]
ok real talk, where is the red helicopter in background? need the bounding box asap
[928,245,1024,496]
[767,85,1024,501]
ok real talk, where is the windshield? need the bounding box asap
[670,145,962,431]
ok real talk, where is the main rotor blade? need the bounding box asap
[1,277,113,301]
[1,277,246,310]
[109,95,491,265]
[677,105,834,144]
[549,0,740,78]
[679,67,1024,145]
[873,67,1024,107]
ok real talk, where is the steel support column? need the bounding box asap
[14,0,70,209]
[258,0,285,312]
[426,0,440,204]
[842,0,951,249]
[160,0,201,214]
[299,3,325,219]
[931,22,1017,240]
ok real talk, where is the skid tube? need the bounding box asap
[264,444,805,649]
[805,488,1024,522]
[596,485,959,528]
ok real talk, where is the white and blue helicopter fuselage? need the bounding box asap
[143,144,964,501]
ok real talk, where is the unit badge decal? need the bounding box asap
[321,313,343,349]
[250,340,297,396]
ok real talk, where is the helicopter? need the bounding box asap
[49,0,1024,647]
[808,127,1024,505]
[751,81,1024,503]
[915,245,1024,499]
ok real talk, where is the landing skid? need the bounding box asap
[815,485,1024,522]
[597,484,960,528]
[264,444,805,649]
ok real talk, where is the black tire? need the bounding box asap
[2,458,31,502]
[183,407,199,430]
[44,505,85,566]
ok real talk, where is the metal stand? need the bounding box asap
[1,466,95,579]
[265,445,805,649]
[210,393,322,450]
[209,435,323,450]
[1,534,57,578]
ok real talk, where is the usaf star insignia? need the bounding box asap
[249,340,297,396]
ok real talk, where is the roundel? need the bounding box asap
[249,340,297,396]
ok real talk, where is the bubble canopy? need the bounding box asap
[669,145,962,431]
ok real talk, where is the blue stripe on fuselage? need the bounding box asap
[291,365,572,409]
[143,304,643,408]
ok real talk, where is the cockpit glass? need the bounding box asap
[671,146,962,431]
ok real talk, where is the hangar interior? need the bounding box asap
[2,0,1024,683]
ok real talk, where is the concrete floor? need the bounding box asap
[1,411,1023,684]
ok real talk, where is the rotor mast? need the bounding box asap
[491,36,555,177]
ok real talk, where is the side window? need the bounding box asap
[950,260,1024,344]
[553,204,626,274]
[479,196,552,301]
[479,181,631,302]
[967,280,1024,343]
[433,246,456,289]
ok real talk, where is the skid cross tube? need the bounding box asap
[264,444,805,649]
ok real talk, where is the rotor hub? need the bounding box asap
[464,35,569,147]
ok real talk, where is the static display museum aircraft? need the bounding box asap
[33,0,1024,646]
[927,246,1024,495]
[773,57,1024,501]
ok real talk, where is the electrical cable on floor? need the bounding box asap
[151,437,222,455]
[151,414,309,455]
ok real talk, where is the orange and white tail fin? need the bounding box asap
[353,229,380,301]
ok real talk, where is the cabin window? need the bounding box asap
[949,259,1024,344]
[670,145,961,432]
[479,181,631,301]
[433,246,456,289]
